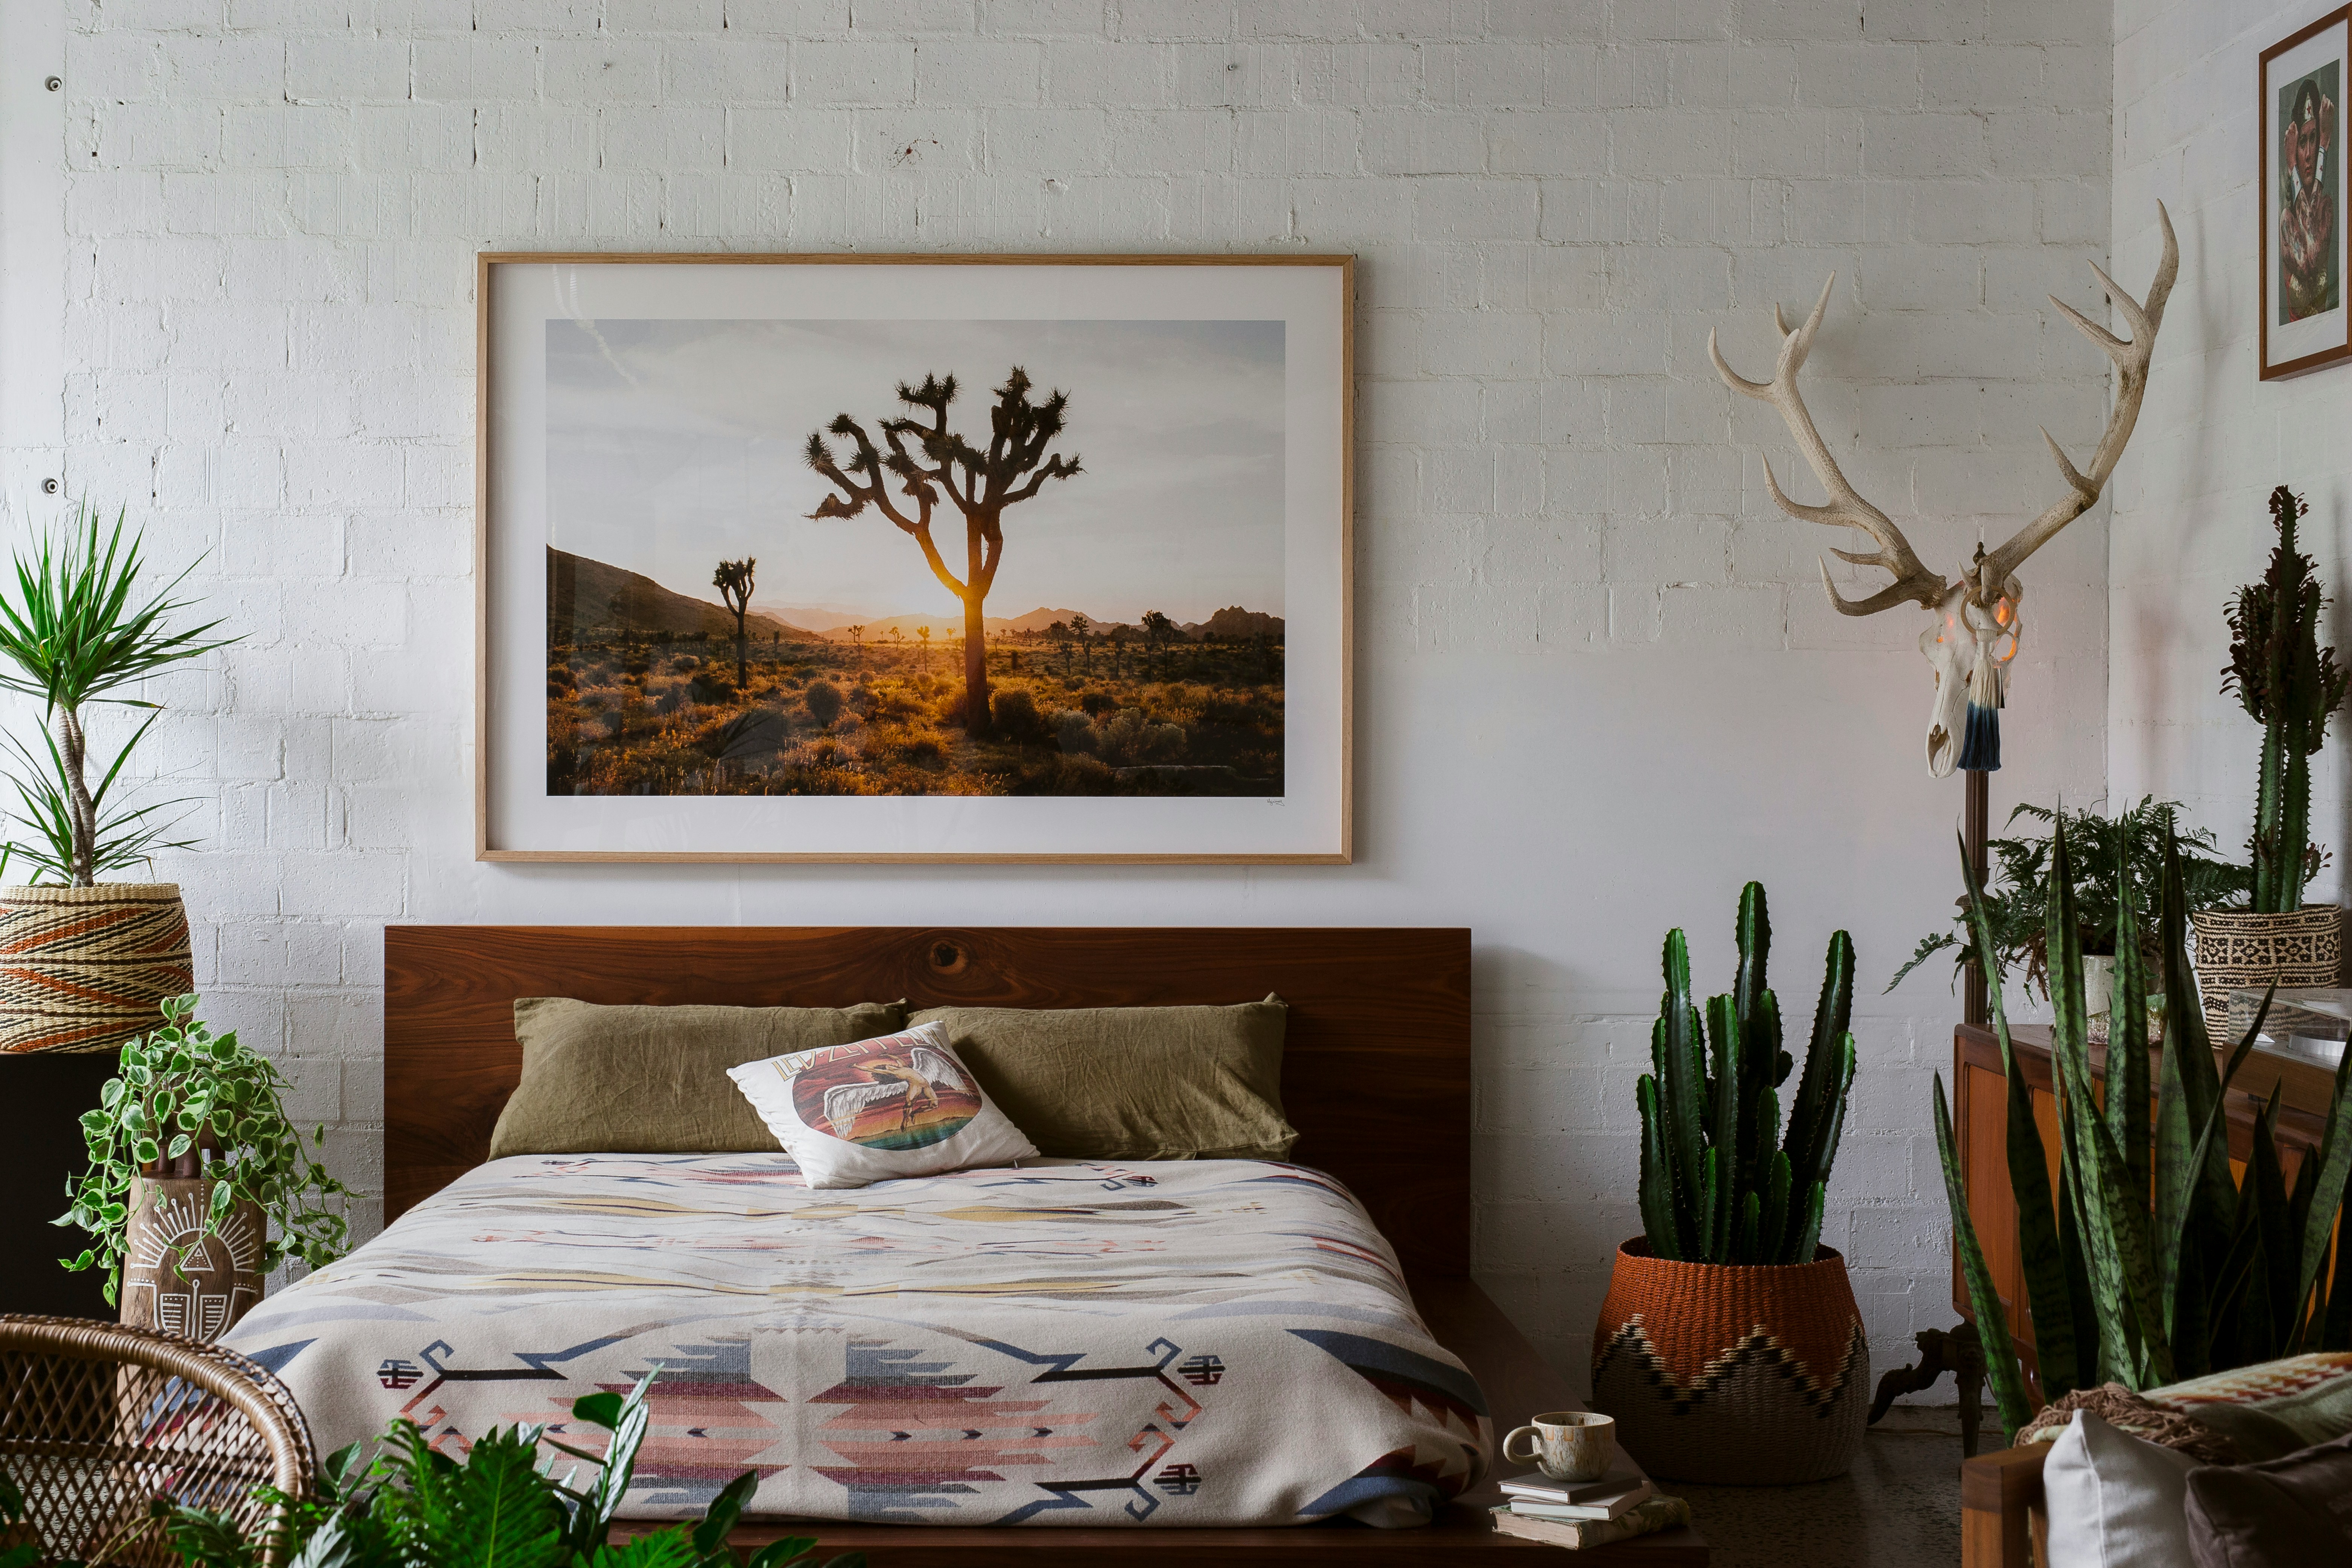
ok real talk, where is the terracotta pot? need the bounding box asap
[1590,1238,1868,1484]
[120,1175,264,1342]
[0,882,193,1055]
[2191,906,2342,1041]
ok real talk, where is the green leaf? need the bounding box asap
[575,1531,698,1568]
[2109,837,2152,1218]
[2290,1031,2352,1352]
[1934,1074,2035,1438]
[1959,832,2079,1397]
[741,1540,824,1568]
[692,1471,759,1558]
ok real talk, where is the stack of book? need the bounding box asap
[1489,1460,1685,1549]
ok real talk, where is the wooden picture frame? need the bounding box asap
[476,254,1353,864]
[2261,8,2352,379]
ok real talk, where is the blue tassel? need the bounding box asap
[1957,701,2001,772]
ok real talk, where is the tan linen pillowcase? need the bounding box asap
[907,996,1296,1161]
[490,997,910,1157]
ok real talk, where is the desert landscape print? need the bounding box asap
[542,317,1286,799]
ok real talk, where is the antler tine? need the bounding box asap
[1713,274,1947,617]
[1709,328,1772,398]
[1978,202,2179,593]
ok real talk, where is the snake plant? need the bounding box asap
[1934,813,2352,1443]
[1637,882,1857,1266]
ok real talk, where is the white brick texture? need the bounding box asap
[49,0,2110,1393]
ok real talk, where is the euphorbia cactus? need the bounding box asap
[2225,486,2349,913]
[1637,883,1857,1265]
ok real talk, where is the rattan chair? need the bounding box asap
[0,1314,315,1566]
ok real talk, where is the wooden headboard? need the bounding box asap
[382,926,1472,1277]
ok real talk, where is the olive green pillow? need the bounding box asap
[489,998,909,1157]
[907,996,1295,1161]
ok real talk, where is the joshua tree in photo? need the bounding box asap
[1070,611,1092,673]
[1108,623,1128,676]
[1141,609,1176,675]
[805,367,1083,734]
[710,559,756,690]
[848,624,866,670]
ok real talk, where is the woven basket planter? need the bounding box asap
[2191,906,2342,1042]
[1590,1238,1868,1484]
[121,1174,265,1342]
[0,883,192,1055]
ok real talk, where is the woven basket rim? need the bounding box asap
[1616,1236,1848,1273]
[0,881,183,901]
[2190,905,2341,925]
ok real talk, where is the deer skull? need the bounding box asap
[1710,205,2176,778]
[1920,570,2021,777]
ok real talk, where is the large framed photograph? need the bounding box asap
[2262,8,2352,379]
[477,254,1351,863]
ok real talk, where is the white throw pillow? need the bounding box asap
[2042,1410,2197,1568]
[726,1020,1038,1189]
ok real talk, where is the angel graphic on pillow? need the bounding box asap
[816,1045,972,1144]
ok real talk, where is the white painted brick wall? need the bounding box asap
[41,0,2111,1394]
[2110,3,2352,918]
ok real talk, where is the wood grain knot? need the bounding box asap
[928,940,966,974]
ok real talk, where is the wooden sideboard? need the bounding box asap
[1950,1022,2332,1384]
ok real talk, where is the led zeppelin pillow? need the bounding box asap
[725,1021,1039,1188]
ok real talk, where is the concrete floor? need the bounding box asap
[1663,1406,1972,1567]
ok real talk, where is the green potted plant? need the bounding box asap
[0,1368,863,1568]
[1892,796,2249,1034]
[1934,815,2352,1444]
[1590,882,1865,1483]
[54,993,349,1340]
[2193,485,2351,1036]
[0,501,233,1056]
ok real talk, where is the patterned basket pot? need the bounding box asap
[2191,906,2342,1042]
[1591,1238,1868,1484]
[122,1174,265,1341]
[0,883,192,1054]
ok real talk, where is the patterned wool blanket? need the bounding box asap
[226,1154,1491,1528]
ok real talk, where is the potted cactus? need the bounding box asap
[1590,883,1864,1484]
[2194,485,2350,1034]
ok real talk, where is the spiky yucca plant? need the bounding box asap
[1933,815,2352,1443]
[1637,883,1858,1266]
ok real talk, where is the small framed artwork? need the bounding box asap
[476,254,1351,863]
[2262,8,2352,379]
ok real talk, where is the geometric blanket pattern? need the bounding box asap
[225,1154,1491,1527]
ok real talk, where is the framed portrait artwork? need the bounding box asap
[475,254,1352,862]
[2262,8,2352,379]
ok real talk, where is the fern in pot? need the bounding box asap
[2194,485,2352,1036]
[55,993,349,1339]
[1590,882,1865,1484]
[0,501,233,1056]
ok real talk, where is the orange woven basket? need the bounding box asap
[1590,1238,1868,1484]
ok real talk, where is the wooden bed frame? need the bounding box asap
[383,925,1706,1564]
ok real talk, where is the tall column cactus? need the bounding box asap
[2226,486,2349,913]
[1637,883,1857,1265]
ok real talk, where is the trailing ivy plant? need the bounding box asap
[0,1370,863,1568]
[54,993,350,1305]
[1890,796,2250,1001]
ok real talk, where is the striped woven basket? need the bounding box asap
[0,883,192,1055]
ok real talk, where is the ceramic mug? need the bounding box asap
[1502,1410,1615,1482]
